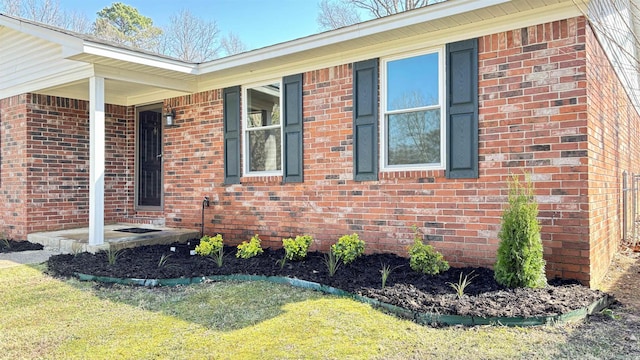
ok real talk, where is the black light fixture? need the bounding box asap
[164,106,176,126]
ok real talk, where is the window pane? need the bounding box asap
[248,129,282,172]
[247,84,280,128]
[387,109,440,165]
[387,53,439,111]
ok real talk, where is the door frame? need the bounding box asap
[134,103,164,211]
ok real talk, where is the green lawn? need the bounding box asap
[0,264,637,359]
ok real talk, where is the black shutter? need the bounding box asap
[283,73,304,183]
[446,39,479,179]
[223,86,241,184]
[353,58,379,181]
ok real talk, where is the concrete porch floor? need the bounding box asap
[27,224,200,254]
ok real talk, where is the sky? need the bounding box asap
[57,0,325,51]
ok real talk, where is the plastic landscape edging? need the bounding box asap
[72,272,612,327]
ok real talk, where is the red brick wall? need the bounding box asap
[479,17,591,282]
[26,95,91,232]
[0,95,28,240]
[103,104,135,222]
[163,91,223,229]
[586,24,640,286]
[159,18,602,284]
[0,95,135,238]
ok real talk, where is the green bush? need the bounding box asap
[407,225,448,275]
[494,174,547,288]
[408,239,449,275]
[331,233,365,265]
[236,234,264,259]
[282,235,314,261]
[195,234,223,257]
[195,234,224,267]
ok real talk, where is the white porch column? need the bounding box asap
[89,76,105,246]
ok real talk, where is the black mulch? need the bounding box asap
[46,242,607,318]
[0,240,43,253]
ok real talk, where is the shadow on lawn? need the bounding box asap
[64,277,332,332]
[552,249,640,358]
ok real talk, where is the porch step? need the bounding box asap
[28,224,199,254]
[118,216,166,226]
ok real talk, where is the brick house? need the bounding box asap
[1,0,639,287]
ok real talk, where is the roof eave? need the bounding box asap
[197,0,510,74]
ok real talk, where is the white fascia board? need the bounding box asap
[82,42,198,74]
[93,64,197,93]
[197,0,510,74]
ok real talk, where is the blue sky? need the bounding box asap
[58,0,324,50]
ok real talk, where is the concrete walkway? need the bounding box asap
[0,249,60,269]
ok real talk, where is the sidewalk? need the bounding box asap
[0,249,59,269]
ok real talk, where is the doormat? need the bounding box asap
[114,228,162,234]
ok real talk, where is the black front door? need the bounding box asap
[137,109,162,207]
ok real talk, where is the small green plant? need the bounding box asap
[236,234,264,259]
[600,308,621,320]
[195,234,224,267]
[105,248,122,265]
[448,271,478,299]
[157,254,174,268]
[408,226,449,275]
[0,237,10,250]
[282,235,314,261]
[323,250,342,277]
[331,233,365,265]
[380,263,400,289]
[494,174,547,288]
[276,257,287,270]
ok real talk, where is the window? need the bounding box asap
[244,82,282,174]
[381,49,444,169]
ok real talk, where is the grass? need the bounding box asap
[0,264,637,359]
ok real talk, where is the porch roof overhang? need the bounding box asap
[0,0,589,106]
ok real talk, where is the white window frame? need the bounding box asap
[380,47,446,171]
[242,79,284,177]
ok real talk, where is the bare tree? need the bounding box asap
[2,1,246,62]
[317,0,362,30]
[61,10,92,33]
[0,0,22,16]
[0,0,91,32]
[220,31,247,56]
[388,91,440,165]
[317,0,446,30]
[161,9,221,62]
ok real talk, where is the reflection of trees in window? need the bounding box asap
[387,92,440,165]
[247,93,281,172]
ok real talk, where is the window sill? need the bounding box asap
[240,175,284,185]
[379,169,445,181]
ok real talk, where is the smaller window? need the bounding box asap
[382,49,445,170]
[243,82,282,175]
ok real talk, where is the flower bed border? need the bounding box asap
[74,272,612,327]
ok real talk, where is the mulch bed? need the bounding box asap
[0,240,43,253]
[46,242,607,318]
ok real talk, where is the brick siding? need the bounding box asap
[0,95,29,239]
[0,95,135,236]
[585,24,640,285]
[1,16,638,286]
